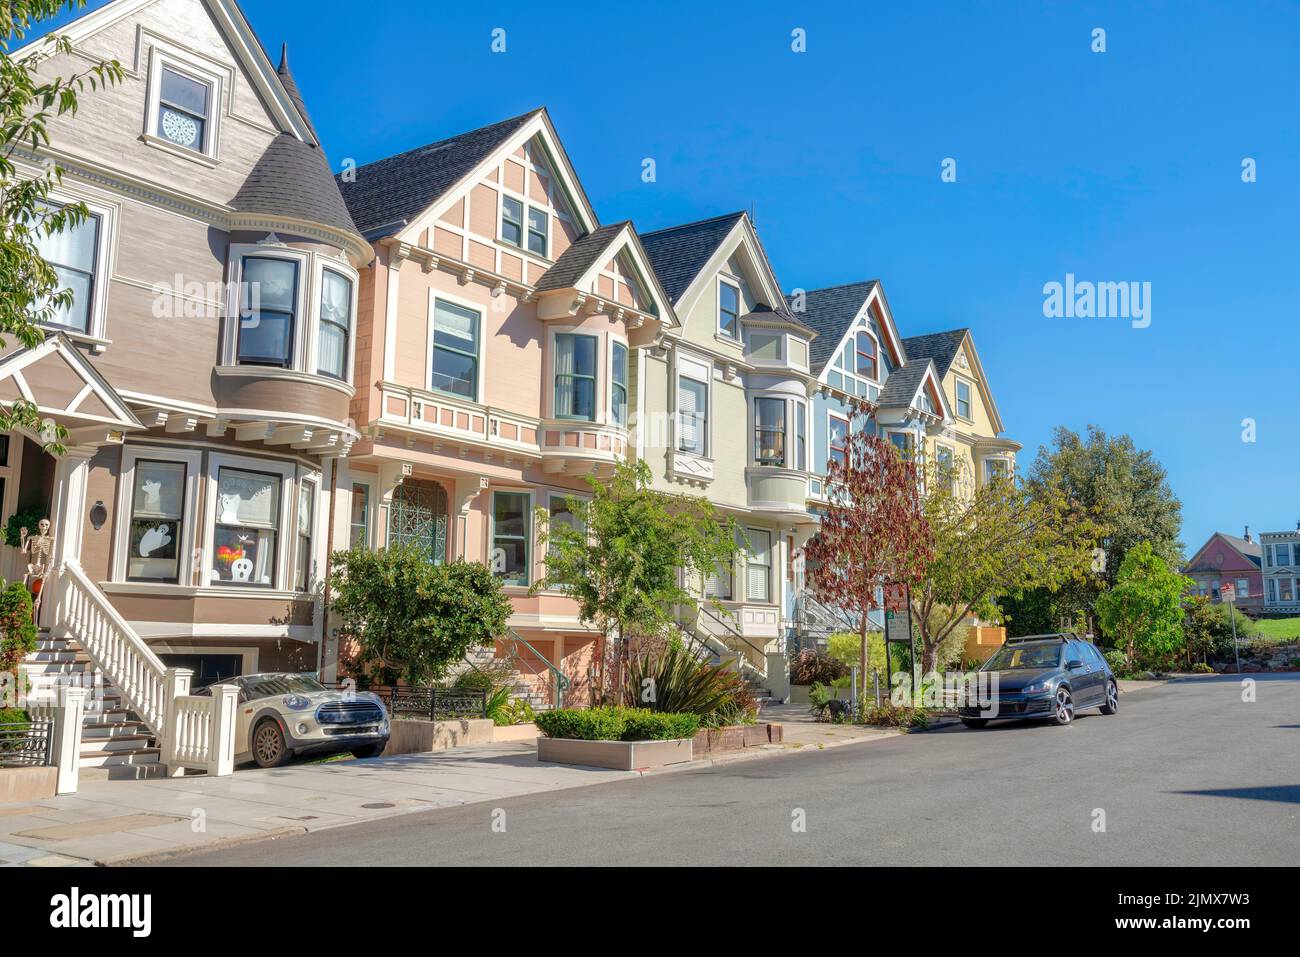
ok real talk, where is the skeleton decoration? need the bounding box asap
[20,517,54,625]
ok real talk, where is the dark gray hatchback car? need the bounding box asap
[958,634,1118,728]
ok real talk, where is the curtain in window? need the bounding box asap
[317,270,351,379]
[553,335,595,419]
[554,335,576,417]
[33,202,99,331]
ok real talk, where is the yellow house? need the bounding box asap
[902,329,1021,661]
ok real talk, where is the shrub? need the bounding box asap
[1189,662,1214,674]
[0,707,29,724]
[790,649,848,686]
[536,706,626,740]
[620,708,699,741]
[1102,648,1128,675]
[625,642,746,717]
[535,705,699,741]
[859,702,930,730]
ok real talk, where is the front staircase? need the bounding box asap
[22,632,166,779]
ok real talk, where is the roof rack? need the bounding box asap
[1004,632,1076,644]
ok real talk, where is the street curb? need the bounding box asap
[636,730,902,777]
[96,825,308,867]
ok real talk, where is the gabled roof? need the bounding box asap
[336,110,543,239]
[0,334,143,435]
[792,281,879,371]
[901,329,968,378]
[1185,532,1263,573]
[876,360,933,409]
[534,223,628,293]
[640,212,746,304]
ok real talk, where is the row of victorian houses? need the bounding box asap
[7,0,1019,772]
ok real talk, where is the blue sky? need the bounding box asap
[37,1,1300,553]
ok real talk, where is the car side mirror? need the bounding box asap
[1067,659,1085,671]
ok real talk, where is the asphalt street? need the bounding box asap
[163,674,1300,866]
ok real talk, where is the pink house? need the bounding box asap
[1183,528,1263,610]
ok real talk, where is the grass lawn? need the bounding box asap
[1251,617,1300,642]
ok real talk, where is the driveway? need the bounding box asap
[163,673,1300,866]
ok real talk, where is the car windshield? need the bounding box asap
[983,642,1062,671]
[241,674,326,700]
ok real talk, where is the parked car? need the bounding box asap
[202,673,390,768]
[959,634,1118,729]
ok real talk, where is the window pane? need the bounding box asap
[128,461,185,582]
[431,349,477,399]
[754,397,785,466]
[554,334,596,420]
[678,377,707,454]
[161,67,209,115]
[45,266,93,331]
[35,204,98,272]
[719,282,739,335]
[746,529,771,602]
[295,485,313,591]
[213,468,280,586]
[240,257,297,366]
[431,299,480,399]
[349,484,369,549]
[829,416,848,468]
[243,257,297,312]
[501,196,523,246]
[320,270,352,328]
[217,469,280,527]
[492,492,530,586]
[527,207,548,254]
[317,322,346,379]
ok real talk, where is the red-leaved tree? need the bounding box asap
[801,399,934,683]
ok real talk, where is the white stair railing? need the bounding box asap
[54,560,170,734]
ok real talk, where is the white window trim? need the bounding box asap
[426,288,487,404]
[853,328,881,382]
[717,277,741,340]
[143,45,224,162]
[294,471,321,593]
[751,393,792,469]
[309,256,360,383]
[607,336,630,429]
[954,376,974,422]
[497,187,552,261]
[112,445,204,586]
[37,188,116,344]
[348,473,376,550]
[745,526,773,604]
[546,326,602,422]
[201,452,298,590]
[223,244,310,371]
[827,410,851,473]
[489,487,534,589]
[675,354,713,458]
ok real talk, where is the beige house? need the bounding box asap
[7,0,370,775]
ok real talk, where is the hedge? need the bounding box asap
[535,705,699,741]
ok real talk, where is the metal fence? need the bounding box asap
[0,720,54,768]
[376,687,488,721]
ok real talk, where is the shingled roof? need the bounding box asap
[534,222,627,293]
[876,359,934,410]
[789,281,879,372]
[336,109,543,239]
[228,45,360,239]
[901,329,969,378]
[640,212,745,304]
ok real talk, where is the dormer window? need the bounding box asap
[718,280,740,339]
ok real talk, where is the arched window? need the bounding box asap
[387,479,448,563]
[855,331,878,380]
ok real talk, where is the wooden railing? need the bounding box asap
[55,560,169,734]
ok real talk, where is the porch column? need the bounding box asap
[48,445,98,569]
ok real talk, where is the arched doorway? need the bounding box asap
[387,479,449,563]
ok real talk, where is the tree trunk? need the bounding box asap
[859,615,869,698]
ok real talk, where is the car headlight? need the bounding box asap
[1022,678,1054,695]
[284,694,312,711]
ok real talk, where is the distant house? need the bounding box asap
[1182,528,1263,610]
[1260,526,1300,616]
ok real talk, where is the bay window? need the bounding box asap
[554,333,597,420]
[746,528,772,603]
[678,375,708,455]
[705,559,733,601]
[795,402,807,471]
[317,269,352,380]
[238,256,298,367]
[32,201,101,333]
[127,461,185,582]
[212,468,281,586]
[430,298,481,400]
[492,491,530,586]
[611,342,628,427]
[754,397,786,466]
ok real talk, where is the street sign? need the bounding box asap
[1220,583,1235,603]
[885,610,910,644]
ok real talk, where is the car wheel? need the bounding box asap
[961,718,988,729]
[351,743,385,759]
[1052,687,1074,726]
[252,719,289,768]
[1100,679,1119,715]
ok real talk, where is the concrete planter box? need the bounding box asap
[386,717,495,755]
[0,766,57,804]
[537,736,693,771]
[492,722,540,743]
[692,722,784,755]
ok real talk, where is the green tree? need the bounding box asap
[534,459,738,702]
[328,545,512,685]
[1095,541,1191,670]
[910,458,1097,673]
[3,2,121,447]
